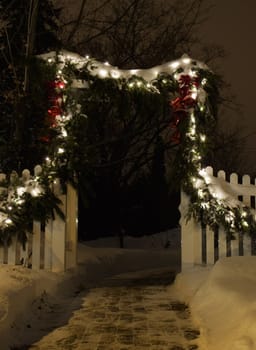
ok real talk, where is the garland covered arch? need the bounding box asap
[0,51,254,244]
[40,50,256,236]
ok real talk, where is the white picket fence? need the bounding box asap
[180,166,256,270]
[0,169,78,272]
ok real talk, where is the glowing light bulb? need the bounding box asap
[62,129,68,137]
[191,91,197,100]
[99,69,108,78]
[17,187,25,196]
[58,147,65,154]
[190,114,196,123]
[111,70,120,79]
[130,69,138,75]
[5,218,12,225]
[200,134,206,142]
[201,78,207,85]
[170,61,180,69]
[243,221,249,228]
[31,187,41,197]
[58,81,65,89]
[190,126,196,135]
[189,70,197,77]
[153,69,159,77]
[198,189,204,198]
[182,57,191,65]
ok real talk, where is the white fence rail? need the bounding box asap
[0,170,78,272]
[180,166,256,270]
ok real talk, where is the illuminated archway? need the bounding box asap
[0,51,253,243]
[42,51,253,236]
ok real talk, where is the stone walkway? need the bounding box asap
[12,269,201,350]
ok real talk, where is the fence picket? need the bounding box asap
[205,166,213,175]
[0,246,4,264]
[206,226,215,264]
[44,220,53,270]
[7,235,20,265]
[242,174,251,206]
[0,167,78,272]
[32,221,42,269]
[217,170,226,180]
[218,228,227,259]
[181,168,256,270]
[180,191,201,269]
[65,183,78,269]
[231,232,240,257]
[51,180,67,272]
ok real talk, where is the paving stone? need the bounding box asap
[183,329,200,340]
[169,345,185,350]
[170,302,189,312]
[188,345,199,350]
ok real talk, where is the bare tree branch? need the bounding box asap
[66,0,87,44]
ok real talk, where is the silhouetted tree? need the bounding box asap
[0,0,61,171]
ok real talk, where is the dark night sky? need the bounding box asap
[200,1,256,169]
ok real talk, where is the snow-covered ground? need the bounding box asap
[0,228,255,349]
[174,256,256,350]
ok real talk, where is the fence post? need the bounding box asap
[32,221,42,269]
[0,246,4,264]
[44,219,53,270]
[65,183,78,269]
[228,173,239,256]
[7,235,20,265]
[51,179,66,272]
[180,190,202,270]
[206,226,215,264]
[22,233,32,268]
[242,174,251,256]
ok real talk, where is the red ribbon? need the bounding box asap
[170,74,198,144]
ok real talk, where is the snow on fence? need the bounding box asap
[0,169,78,272]
[180,166,256,270]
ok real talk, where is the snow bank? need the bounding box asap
[0,265,64,349]
[175,256,256,350]
[84,228,180,249]
[77,244,180,279]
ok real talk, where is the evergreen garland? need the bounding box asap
[0,51,253,245]
[0,165,64,246]
[41,53,254,237]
